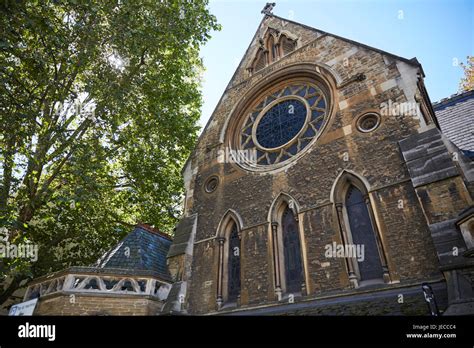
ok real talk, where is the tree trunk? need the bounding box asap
[0,274,27,308]
[0,136,15,214]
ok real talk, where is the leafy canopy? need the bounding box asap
[459,56,474,92]
[0,0,219,303]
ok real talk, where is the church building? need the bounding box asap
[23,6,474,316]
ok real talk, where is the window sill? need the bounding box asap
[356,278,386,289]
[220,301,239,311]
[278,291,303,303]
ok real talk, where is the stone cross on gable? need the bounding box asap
[261,2,276,15]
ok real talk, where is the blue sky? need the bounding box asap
[198,0,473,129]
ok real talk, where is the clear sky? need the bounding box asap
[198,0,473,129]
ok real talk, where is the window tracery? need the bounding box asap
[236,81,329,170]
[249,29,297,73]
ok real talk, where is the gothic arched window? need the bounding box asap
[333,172,391,288]
[248,30,297,73]
[280,35,296,56]
[345,185,384,281]
[282,206,303,293]
[267,35,277,62]
[227,222,241,302]
[253,48,266,72]
[270,196,307,299]
[216,215,242,309]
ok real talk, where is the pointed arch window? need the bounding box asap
[280,35,296,56]
[345,185,384,282]
[227,222,241,302]
[216,215,242,309]
[254,48,266,72]
[267,35,277,62]
[282,206,303,293]
[271,44,279,62]
[333,172,391,288]
[270,196,307,299]
[249,30,298,73]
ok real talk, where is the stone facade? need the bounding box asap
[175,13,474,315]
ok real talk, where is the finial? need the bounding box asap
[261,2,276,15]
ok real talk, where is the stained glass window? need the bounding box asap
[256,99,306,149]
[227,223,241,302]
[238,82,328,169]
[346,185,384,281]
[282,206,303,293]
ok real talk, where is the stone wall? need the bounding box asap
[183,15,460,314]
[220,281,449,316]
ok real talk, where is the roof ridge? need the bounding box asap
[137,223,173,241]
[432,89,474,106]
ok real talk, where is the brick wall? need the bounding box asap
[415,177,472,225]
[34,293,163,316]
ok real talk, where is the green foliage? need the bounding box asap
[0,0,219,299]
[459,56,474,92]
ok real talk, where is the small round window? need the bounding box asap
[357,113,380,133]
[204,176,219,193]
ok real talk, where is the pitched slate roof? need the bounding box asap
[433,89,474,159]
[95,224,173,282]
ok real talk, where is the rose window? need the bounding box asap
[235,81,329,170]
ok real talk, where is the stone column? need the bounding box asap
[237,230,242,307]
[271,222,282,300]
[263,49,269,66]
[216,237,225,309]
[364,195,391,283]
[275,43,281,59]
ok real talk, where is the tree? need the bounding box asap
[0,0,219,306]
[459,56,474,91]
